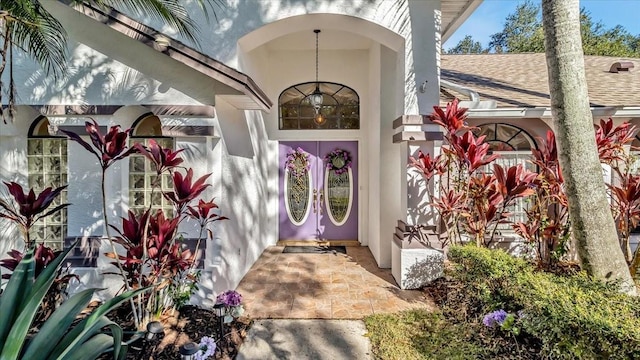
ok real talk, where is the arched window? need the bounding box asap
[27,116,67,250]
[279,82,359,130]
[473,123,537,229]
[129,113,174,216]
[473,123,537,151]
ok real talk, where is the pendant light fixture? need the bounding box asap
[311,29,326,126]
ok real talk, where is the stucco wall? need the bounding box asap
[1,0,445,294]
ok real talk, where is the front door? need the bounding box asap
[279,141,358,241]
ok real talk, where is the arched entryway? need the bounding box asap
[237,14,405,266]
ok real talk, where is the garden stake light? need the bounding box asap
[179,342,199,360]
[138,321,163,360]
[146,321,163,341]
[213,302,226,342]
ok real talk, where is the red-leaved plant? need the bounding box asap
[410,99,536,247]
[412,104,640,271]
[594,118,640,277]
[0,182,69,247]
[512,131,570,267]
[63,120,227,328]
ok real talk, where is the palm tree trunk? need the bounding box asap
[541,0,637,295]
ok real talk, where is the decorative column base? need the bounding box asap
[391,221,444,290]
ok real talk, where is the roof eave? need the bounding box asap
[441,0,484,43]
[64,1,272,112]
[465,106,640,119]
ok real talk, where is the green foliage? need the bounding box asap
[449,245,640,359]
[365,309,486,360]
[168,270,201,310]
[0,0,67,77]
[0,243,148,360]
[489,0,545,53]
[446,35,486,54]
[482,0,640,56]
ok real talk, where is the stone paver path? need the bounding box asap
[236,319,373,360]
[236,246,433,319]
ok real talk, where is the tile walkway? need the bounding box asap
[236,246,434,319]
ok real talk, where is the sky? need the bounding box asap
[443,0,640,50]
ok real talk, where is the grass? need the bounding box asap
[364,309,485,360]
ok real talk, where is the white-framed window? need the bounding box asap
[128,114,174,216]
[27,117,68,250]
[128,137,175,216]
[475,123,537,230]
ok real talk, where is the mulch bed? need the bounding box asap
[106,305,251,360]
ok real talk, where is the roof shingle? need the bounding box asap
[440,53,640,108]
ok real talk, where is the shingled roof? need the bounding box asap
[440,53,640,108]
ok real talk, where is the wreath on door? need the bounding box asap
[285,147,311,178]
[324,148,352,175]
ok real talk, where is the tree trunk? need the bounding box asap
[541,0,637,295]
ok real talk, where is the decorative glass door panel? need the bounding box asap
[279,141,358,241]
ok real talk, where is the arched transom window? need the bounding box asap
[279,82,359,130]
[473,123,536,151]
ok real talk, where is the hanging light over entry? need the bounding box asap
[311,29,326,126]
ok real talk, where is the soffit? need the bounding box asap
[441,0,484,42]
[266,30,373,51]
[46,1,272,111]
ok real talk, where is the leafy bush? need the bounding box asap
[365,309,486,360]
[0,244,146,360]
[448,245,640,359]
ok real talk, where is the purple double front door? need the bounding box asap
[278,141,358,241]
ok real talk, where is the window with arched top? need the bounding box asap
[473,123,537,229]
[129,113,174,216]
[279,82,359,130]
[27,116,67,250]
[473,123,537,151]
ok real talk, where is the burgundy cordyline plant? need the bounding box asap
[409,99,537,247]
[134,139,184,175]
[594,118,640,277]
[512,131,570,268]
[0,182,69,247]
[187,198,228,272]
[165,168,211,215]
[0,180,79,324]
[64,122,226,327]
[61,119,144,325]
[410,102,640,270]
[0,243,56,279]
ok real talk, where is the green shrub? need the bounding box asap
[0,244,147,360]
[447,245,530,314]
[448,245,640,359]
[365,309,486,360]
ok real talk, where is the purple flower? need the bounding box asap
[483,309,508,328]
[195,336,216,359]
[216,290,243,307]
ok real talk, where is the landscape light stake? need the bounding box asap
[213,302,226,343]
[179,342,199,360]
[138,321,164,360]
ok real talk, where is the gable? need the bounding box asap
[40,1,271,111]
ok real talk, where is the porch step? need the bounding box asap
[276,240,361,247]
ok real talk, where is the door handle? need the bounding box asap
[319,189,324,214]
[313,189,318,213]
